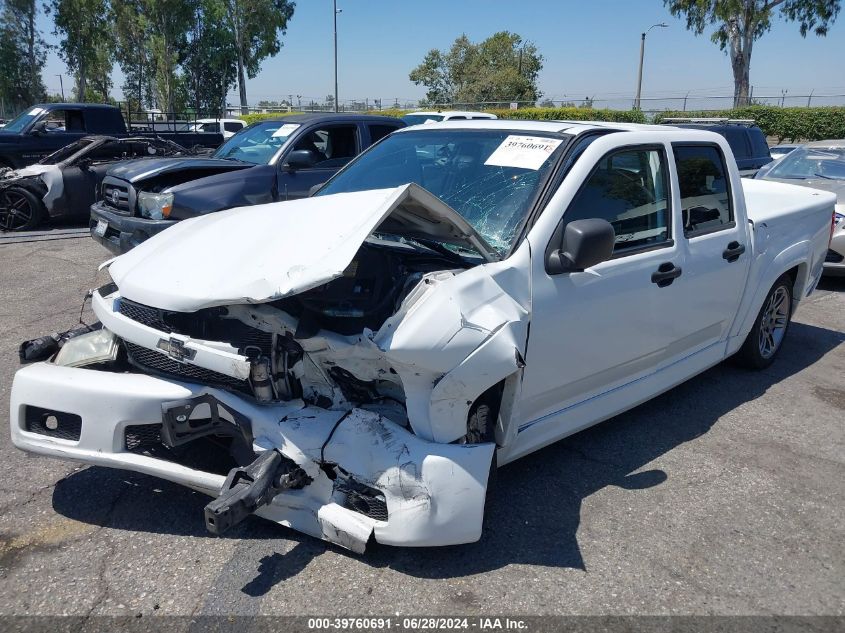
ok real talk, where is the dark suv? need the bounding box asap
[90,113,404,254]
[662,118,772,177]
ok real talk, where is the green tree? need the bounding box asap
[223,0,295,114]
[665,1,841,107]
[47,0,113,102]
[183,0,236,114]
[113,0,155,114]
[409,32,543,106]
[0,0,46,114]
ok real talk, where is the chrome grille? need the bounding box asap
[102,181,132,215]
[125,342,246,388]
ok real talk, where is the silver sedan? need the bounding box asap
[757,140,845,276]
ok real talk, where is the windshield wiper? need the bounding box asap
[403,236,474,268]
[813,172,835,180]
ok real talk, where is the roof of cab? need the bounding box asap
[397,118,675,135]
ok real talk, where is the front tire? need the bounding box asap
[0,186,45,231]
[735,273,793,370]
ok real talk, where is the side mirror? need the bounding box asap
[77,157,92,170]
[283,149,317,171]
[546,218,615,274]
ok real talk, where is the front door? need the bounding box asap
[517,144,687,448]
[278,123,361,199]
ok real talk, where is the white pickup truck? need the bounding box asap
[10,120,836,553]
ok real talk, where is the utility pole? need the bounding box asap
[56,75,65,100]
[634,23,667,110]
[333,0,341,113]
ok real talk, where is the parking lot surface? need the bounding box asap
[0,233,843,617]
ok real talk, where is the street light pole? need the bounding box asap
[56,74,65,100]
[333,0,341,113]
[634,23,667,110]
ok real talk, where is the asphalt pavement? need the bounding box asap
[0,233,842,619]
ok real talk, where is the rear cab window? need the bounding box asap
[367,124,400,145]
[673,144,734,237]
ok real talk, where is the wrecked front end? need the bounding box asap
[10,185,530,551]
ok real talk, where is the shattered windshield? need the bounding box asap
[317,129,569,253]
[213,121,300,165]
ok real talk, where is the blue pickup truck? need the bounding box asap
[0,103,223,169]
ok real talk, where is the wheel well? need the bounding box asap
[784,264,801,299]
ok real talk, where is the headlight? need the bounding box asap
[138,191,174,220]
[54,329,119,368]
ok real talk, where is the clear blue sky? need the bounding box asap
[37,0,845,108]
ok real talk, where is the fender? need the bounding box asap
[727,238,812,355]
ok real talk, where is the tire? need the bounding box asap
[734,273,793,370]
[0,186,45,231]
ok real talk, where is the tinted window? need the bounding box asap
[224,121,242,132]
[674,145,733,236]
[721,128,750,159]
[564,148,670,253]
[748,128,771,158]
[368,124,398,144]
[292,125,358,169]
[199,122,220,133]
[447,116,467,120]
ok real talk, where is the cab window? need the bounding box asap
[563,148,670,253]
[673,144,734,236]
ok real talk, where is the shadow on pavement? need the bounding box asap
[51,321,844,584]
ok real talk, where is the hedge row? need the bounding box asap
[240,111,302,125]
[487,107,647,123]
[653,106,845,142]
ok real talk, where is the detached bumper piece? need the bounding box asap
[204,449,311,535]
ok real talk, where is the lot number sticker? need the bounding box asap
[272,123,301,138]
[485,135,563,170]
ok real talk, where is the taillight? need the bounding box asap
[827,209,845,247]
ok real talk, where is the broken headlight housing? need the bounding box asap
[54,329,119,368]
[138,191,173,220]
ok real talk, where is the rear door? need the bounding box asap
[661,142,750,367]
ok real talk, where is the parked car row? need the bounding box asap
[10,117,837,551]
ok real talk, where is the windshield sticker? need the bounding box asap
[27,107,45,116]
[272,123,300,138]
[484,135,563,170]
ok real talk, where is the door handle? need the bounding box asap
[651,262,682,287]
[722,241,746,262]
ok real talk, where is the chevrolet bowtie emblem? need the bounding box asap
[156,337,196,362]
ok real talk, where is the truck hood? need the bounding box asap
[108,183,499,312]
[107,156,252,183]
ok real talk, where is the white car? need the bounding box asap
[10,120,835,553]
[756,140,845,276]
[401,110,497,126]
[189,118,246,139]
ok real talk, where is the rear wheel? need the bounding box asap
[735,274,793,369]
[0,187,45,231]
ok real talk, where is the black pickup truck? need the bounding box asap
[0,103,223,169]
[90,113,404,254]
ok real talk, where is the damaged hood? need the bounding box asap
[107,157,252,183]
[1,164,57,180]
[108,183,499,312]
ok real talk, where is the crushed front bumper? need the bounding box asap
[10,362,495,552]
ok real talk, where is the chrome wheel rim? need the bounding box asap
[0,190,33,231]
[758,286,789,359]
